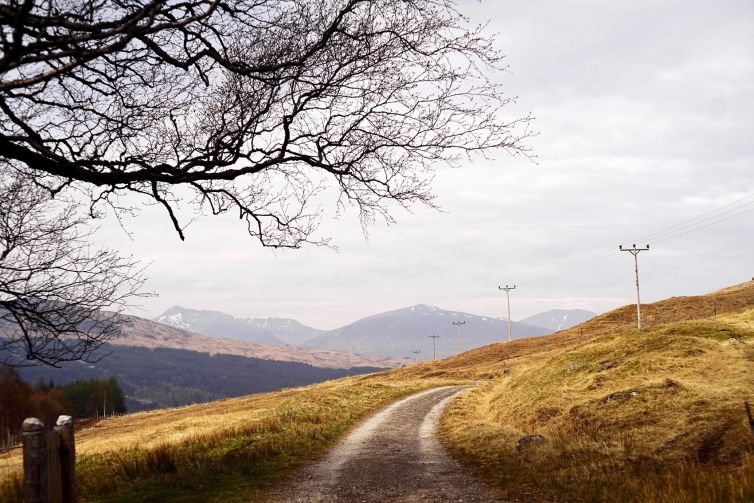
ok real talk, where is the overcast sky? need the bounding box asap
[96,0,754,330]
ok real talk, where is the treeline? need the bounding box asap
[55,377,126,419]
[0,365,125,448]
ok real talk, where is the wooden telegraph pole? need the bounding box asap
[452,320,466,354]
[498,285,516,342]
[619,244,650,330]
[428,334,439,360]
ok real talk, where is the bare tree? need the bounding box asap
[0,0,531,247]
[0,174,146,367]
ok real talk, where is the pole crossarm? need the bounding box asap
[498,284,516,342]
[619,244,650,330]
[619,244,650,255]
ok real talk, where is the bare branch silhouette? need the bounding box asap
[0,0,531,247]
[0,174,147,367]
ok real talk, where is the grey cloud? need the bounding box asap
[87,0,754,329]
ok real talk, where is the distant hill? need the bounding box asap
[0,312,405,411]
[153,306,326,346]
[155,306,327,346]
[307,304,550,359]
[520,309,596,332]
[3,312,401,413]
[16,345,385,412]
[116,314,404,369]
[237,317,324,346]
[154,306,287,345]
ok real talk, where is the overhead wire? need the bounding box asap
[630,192,754,243]
[652,204,754,244]
[521,191,754,290]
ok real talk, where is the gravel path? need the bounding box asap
[270,386,503,502]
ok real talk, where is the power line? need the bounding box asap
[650,204,754,244]
[524,191,754,290]
[631,192,754,243]
[533,250,621,285]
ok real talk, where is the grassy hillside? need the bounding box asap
[413,282,754,502]
[393,281,754,381]
[0,375,460,502]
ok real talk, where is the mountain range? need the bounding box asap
[154,305,596,360]
[306,304,548,359]
[153,306,324,346]
[116,314,401,368]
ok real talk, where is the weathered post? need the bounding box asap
[22,417,47,503]
[55,415,76,503]
[46,427,62,503]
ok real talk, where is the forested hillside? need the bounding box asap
[15,345,386,411]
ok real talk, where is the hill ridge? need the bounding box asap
[117,314,404,369]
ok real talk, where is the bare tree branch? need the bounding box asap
[0,174,148,367]
[1,0,532,247]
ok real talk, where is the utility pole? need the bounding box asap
[498,285,516,342]
[452,321,466,354]
[411,349,421,363]
[428,334,439,360]
[619,244,650,330]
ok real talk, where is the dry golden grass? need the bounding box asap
[0,374,461,502]
[434,282,754,502]
[0,388,290,477]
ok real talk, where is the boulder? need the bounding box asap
[516,434,545,451]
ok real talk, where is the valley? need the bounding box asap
[17,346,387,412]
[1,282,752,502]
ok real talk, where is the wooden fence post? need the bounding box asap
[55,415,76,503]
[45,428,62,503]
[22,417,47,503]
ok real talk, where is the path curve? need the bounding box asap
[270,386,503,502]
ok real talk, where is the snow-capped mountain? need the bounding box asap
[306,304,550,359]
[238,317,324,346]
[520,309,596,332]
[153,306,324,346]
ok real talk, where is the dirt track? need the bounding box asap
[270,386,503,502]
